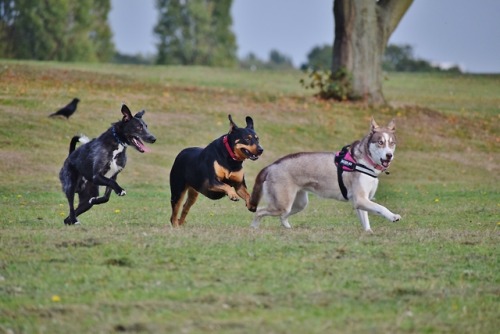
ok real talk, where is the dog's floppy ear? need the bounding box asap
[386,119,396,132]
[228,114,238,133]
[134,110,145,119]
[370,117,380,133]
[121,104,133,122]
[245,116,254,130]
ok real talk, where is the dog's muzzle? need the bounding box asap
[380,153,393,168]
[243,146,264,161]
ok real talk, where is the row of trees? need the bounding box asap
[383,44,461,73]
[0,0,238,66]
[1,0,456,104]
[0,0,114,61]
[301,43,461,74]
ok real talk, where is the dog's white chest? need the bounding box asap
[105,145,125,178]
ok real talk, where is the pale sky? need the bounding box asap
[109,0,500,73]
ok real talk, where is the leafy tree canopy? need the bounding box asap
[300,44,332,71]
[154,0,237,66]
[383,44,462,73]
[0,0,114,62]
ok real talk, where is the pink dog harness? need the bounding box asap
[334,145,380,200]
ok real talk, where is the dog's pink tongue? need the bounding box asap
[133,138,151,153]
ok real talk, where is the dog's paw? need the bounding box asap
[392,214,401,222]
[250,223,259,229]
[89,197,96,204]
[281,221,292,229]
[118,190,126,196]
[247,205,257,212]
[64,217,79,225]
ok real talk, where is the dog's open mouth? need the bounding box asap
[242,148,260,161]
[131,137,151,153]
[381,159,391,168]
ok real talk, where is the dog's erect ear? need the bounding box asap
[386,119,396,132]
[228,114,238,133]
[121,104,133,122]
[245,116,254,130]
[370,117,380,133]
[134,110,145,119]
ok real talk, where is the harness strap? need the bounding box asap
[334,145,378,200]
[336,158,349,200]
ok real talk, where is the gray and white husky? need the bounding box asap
[248,118,400,233]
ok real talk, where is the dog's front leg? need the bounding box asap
[92,174,126,196]
[353,197,401,223]
[235,182,251,208]
[356,209,373,233]
[208,182,239,201]
[89,186,113,205]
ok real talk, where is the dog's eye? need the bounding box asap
[137,125,143,131]
[378,140,384,145]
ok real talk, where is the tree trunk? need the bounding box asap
[332,0,413,104]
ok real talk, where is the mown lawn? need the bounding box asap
[0,61,498,333]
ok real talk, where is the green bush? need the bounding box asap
[300,67,354,101]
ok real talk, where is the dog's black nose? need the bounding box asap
[257,146,264,155]
[386,153,393,160]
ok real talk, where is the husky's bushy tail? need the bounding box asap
[68,135,90,154]
[248,167,269,211]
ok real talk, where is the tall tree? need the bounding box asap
[0,0,114,62]
[332,0,413,104]
[154,0,237,66]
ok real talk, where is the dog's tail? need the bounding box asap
[68,135,90,154]
[248,167,269,212]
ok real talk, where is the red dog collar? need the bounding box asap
[223,136,239,161]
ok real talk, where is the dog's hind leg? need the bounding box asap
[251,188,298,229]
[251,206,293,229]
[74,184,100,220]
[178,187,199,226]
[290,190,308,215]
[170,187,186,227]
[277,190,309,229]
[61,170,79,225]
[63,189,77,225]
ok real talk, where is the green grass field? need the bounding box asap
[0,60,499,333]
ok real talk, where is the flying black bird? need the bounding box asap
[49,98,80,118]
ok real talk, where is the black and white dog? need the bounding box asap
[59,104,156,225]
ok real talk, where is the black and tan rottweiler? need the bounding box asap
[169,115,263,227]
